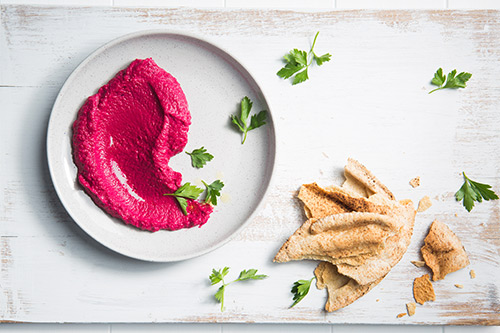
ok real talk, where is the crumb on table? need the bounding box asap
[417,196,432,212]
[411,260,426,267]
[409,177,421,188]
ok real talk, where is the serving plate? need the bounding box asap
[46,30,276,262]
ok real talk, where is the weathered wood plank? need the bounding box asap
[0,5,499,324]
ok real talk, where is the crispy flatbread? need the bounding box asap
[335,198,415,285]
[273,212,400,266]
[421,220,469,281]
[297,182,389,219]
[314,261,379,312]
[343,158,395,200]
[274,158,416,312]
[413,274,435,305]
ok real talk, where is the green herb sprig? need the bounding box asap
[202,180,224,205]
[186,146,214,169]
[455,172,498,212]
[209,267,267,312]
[164,182,204,215]
[164,179,224,215]
[290,277,316,308]
[429,68,472,94]
[230,96,267,144]
[277,31,331,85]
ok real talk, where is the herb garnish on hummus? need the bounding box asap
[230,96,267,144]
[72,58,213,231]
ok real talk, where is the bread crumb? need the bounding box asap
[411,260,426,267]
[470,269,476,279]
[376,299,380,302]
[406,302,416,316]
[409,177,421,188]
[397,313,407,318]
[417,196,432,212]
[413,274,436,305]
[454,213,458,217]
[455,284,464,289]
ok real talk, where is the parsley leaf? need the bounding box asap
[202,180,224,205]
[186,146,214,168]
[214,285,225,307]
[277,31,331,85]
[236,269,268,282]
[429,68,472,94]
[290,277,315,308]
[175,197,189,215]
[431,67,446,86]
[276,63,303,80]
[230,96,267,144]
[164,182,204,215]
[209,267,229,285]
[209,267,267,312]
[313,52,332,66]
[249,111,267,131]
[455,172,499,212]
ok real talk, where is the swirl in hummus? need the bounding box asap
[72,58,213,232]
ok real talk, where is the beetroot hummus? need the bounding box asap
[72,58,213,232]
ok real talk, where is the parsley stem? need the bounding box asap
[242,130,248,144]
[310,31,320,55]
[220,281,226,311]
[307,31,321,67]
[428,87,443,94]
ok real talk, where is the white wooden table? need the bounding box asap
[1,1,500,332]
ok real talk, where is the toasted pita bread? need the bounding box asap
[421,220,469,281]
[343,158,395,200]
[413,274,435,305]
[314,261,379,312]
[274,158,416,312]
[273,212,399,266]
[335,198,415,285]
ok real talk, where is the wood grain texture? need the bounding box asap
[0,5,499,325]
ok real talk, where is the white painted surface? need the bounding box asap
[0,0,111,5]
[225,0,334,9]
[114,0,224,8]
[1,1,500,333]
[448,0,500,9]
[336,0,446,9]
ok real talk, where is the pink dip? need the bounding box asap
[72,58,213,232]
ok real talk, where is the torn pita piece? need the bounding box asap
[421,220,470,281]
[413,274,435,305]
[274,158,416,312]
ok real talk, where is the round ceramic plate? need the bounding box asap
[47,31,276,262]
